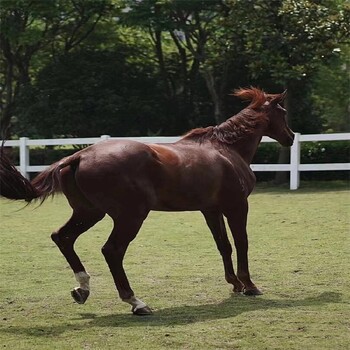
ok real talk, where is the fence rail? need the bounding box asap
[1,133,349,190]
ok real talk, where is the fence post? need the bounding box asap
[19,137,30,179]
[290,132,301,190]
[100,135,110,141]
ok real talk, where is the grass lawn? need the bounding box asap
[0,183,349,350]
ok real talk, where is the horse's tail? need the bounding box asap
[0,149,80,203]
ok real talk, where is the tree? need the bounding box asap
[215,0,350,183]
[224,0,349,131]
[0,0,112,138]
[312,45,350,132]
[3,0,348,141]
[15,47,165,137]
[118,0,229,130]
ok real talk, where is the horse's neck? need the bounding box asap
[231,134,262,164]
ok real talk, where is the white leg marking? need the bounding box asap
[123,296,147,311]
[75,271,90,291]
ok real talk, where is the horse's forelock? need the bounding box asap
[233,87,267,109]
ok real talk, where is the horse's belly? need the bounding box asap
[151,201,210,212]
[151,184,219,211]
[151,201,204,212]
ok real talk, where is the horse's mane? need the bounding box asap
[182,87,270,144]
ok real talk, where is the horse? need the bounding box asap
[0,87,294,315]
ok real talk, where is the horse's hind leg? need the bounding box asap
[101,208,151,315]
[202,210,244,293]
[51,166,105,304]
[51,209,105,304]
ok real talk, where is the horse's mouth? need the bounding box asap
[283,137,294,147]
[283,129,295,147]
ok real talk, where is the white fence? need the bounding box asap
[2,133,349,190]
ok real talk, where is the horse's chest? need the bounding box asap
[226,165,256,196]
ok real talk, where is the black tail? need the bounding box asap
[0,148,79,203]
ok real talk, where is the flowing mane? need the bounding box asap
[182,87,269,144]
[232,86,268,109]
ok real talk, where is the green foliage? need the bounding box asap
[312,45,350,132]
[226,0,348,83]
[222,0,349,131]
[0,0,114,136]
[15,48,167,137]
[1,0,349,137]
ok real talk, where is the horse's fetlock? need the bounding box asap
[75,271,90,291]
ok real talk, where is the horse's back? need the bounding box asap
[79,139,155,170]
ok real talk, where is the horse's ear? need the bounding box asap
[270,90,287,106]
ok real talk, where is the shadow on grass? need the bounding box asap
[0,291,342,337]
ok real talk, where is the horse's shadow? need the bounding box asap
[1,291,342,337]
[77,291,341,328]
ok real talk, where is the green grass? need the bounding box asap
[1,183,349,350]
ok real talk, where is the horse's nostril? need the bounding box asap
[286,128,295,143]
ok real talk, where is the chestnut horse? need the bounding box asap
[0,88,294,315]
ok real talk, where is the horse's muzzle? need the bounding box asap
[283,128,295,147]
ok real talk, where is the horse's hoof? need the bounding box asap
[71,287,90,304]
[243,287,263,296]
[132,306,153,316]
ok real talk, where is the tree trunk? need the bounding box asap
[274,147,290,184]
[153,28,174,100]
[202,69,224,124]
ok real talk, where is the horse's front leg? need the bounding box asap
[101,209,152,315]
[202,210,244,293]
[224,200,262,296]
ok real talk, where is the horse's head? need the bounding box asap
[263,91,294,147]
